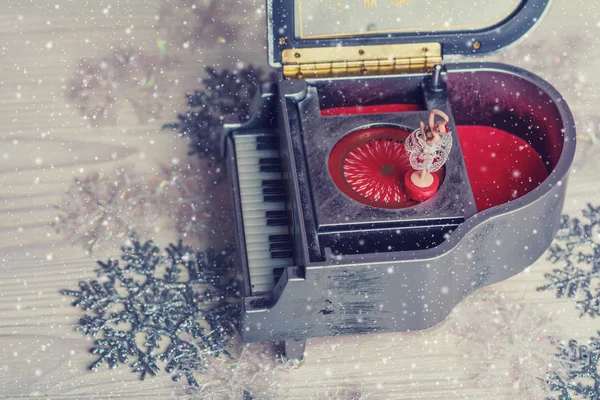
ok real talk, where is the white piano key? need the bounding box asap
[245,241,291,252]
[239,186,283,196]
[251,282,274,292]
[250,269,283,278]
[242,200,286,211]
[246,249,293,261]
[239,212,269,222]
[240,209,277,220]
[232,135,260,144]
[236,151,280,164]
[250,275,279,286]
[245,236,274,246]
[245,231,289,244]
[248,271,290,283]
[241,199,285,209]
[240,192,272,204]
[243,225,289,236]
[242,214,287,225]
[250,257,292,266]
[235,141,273,151]
[245,241,271,252]
[248,270,287,286]
[240,201,286,213]
[244,227,289,238]
[238,179,278,189]
[238,171,282,181]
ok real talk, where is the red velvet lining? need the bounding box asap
[456,125,548,212]
[321,103,422,116]
[323,105,548,212]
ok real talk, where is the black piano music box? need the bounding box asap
[224,0,575,357]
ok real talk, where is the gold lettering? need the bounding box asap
[321,0,343,11]
[363,0,377,8]
[390,0,410,5]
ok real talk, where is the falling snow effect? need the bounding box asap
[1,0,598,398]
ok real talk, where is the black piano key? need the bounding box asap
[271,250,293,259]
[267,218,289,227]
[273,267,285,283]
[256,135,278,143]
[257,142,278,150]
[256,136,279,151]
[264,195,286,202]
[259,158,280,165]
[266,210,287,219]
[259,164,282,173]
[269,234,291,243]
[270,242,292,251]
[263,187,285,195]
[262,179,284,188]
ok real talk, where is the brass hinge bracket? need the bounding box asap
[282,43,442,79]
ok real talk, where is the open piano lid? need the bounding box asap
[267,0,552,68]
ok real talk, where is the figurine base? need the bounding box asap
[404,170,440,202]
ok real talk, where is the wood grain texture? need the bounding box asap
[0,0,599,399]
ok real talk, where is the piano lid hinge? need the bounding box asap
[282,43,442,79]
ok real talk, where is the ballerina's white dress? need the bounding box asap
[404,127,453,174]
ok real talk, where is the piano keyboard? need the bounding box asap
[234,134,294,293]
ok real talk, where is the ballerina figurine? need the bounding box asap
[403,109,453,201]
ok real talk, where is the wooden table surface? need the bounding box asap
[1,1,599,399]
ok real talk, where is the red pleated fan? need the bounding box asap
[329,126,436,209]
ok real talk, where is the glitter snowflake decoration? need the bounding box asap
[53,164,216,252]
[65,43,178,125]
[61,236,240,386]
[164,66,269,169]
[156,0,261,52]
[538,204,600,317]
[449,289,560,399]
[545,333,600,400]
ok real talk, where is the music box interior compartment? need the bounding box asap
[283,77,477,257]
[280,64,564,262]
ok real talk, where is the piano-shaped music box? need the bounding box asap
[224,0,575,357]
